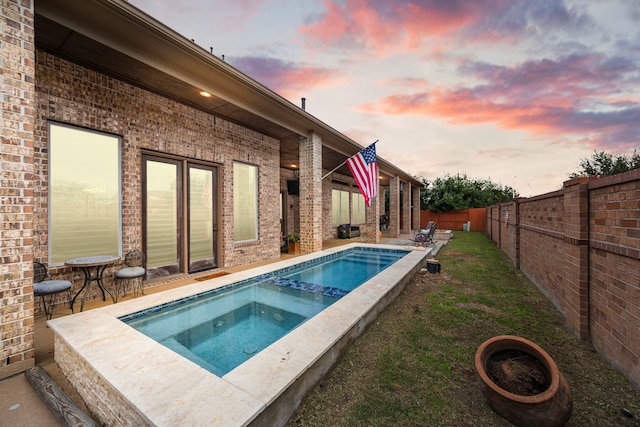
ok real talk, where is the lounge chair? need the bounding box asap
[411,221,437,247]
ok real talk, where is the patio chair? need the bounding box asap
[114,250,146,301]
[33,261,73,320]
[411,221,437,247]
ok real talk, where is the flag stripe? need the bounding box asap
[346,142,377,206]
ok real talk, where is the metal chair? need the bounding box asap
[33,261,73,320]
[114,250,146,301]
[411,221,437,247]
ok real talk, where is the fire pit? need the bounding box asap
[475,335,572,427]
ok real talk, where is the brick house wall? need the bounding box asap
[322,171,370,240]
[1,0,36,380]
[31,51,281,307]
[487,170,640,388]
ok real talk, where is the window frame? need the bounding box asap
[331,188,351,226]
[48,122,122,265]
[233,161,259,242]
[352,192,366,225]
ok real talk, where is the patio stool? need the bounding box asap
[34,261,73,320]
[114,250,146,301]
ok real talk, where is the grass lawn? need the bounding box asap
[287,231,640,426]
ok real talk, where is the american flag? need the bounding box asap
[346,142,378,206]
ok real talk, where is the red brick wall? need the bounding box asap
[499,202,518,264]
[518,192,567,319]
[487,170,640,388]
[487,205,500,243]
[588,171,640,386]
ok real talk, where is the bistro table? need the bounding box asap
[65,255,120,312]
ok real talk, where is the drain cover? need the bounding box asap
[243,344,258,354]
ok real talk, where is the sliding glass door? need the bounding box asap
[143,155,217,279]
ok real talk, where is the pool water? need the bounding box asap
[173,302,307,376]
[279,250,405,291]
[126,281,337,376]
[121,247,408,375]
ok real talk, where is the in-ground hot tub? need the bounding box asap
[49,243,430,426]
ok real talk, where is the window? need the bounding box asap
[331,189,350,226]
[352,192,366,224]
[145,159,178,270]
[49,123,121,264]
[233,162,258,241]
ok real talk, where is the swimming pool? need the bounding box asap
[48,243,431,426]
[121,248,407,376]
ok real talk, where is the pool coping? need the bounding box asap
[48,243,430,426]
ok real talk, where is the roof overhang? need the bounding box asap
[34,0,422,187]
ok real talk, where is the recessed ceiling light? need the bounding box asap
[200,91,211,97]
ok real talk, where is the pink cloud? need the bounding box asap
[299,0,479,55]
[299,0,590,56]
[362,53,640,150]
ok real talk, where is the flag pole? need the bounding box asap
[321,140,378,181]
[321,161,346,180]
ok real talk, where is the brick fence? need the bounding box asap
[487,169,640,388]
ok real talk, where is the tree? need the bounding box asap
[419,174,517,212]
[569,149,640,178]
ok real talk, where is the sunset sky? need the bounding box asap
[129,0,640,196]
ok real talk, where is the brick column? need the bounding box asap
[388,176,400,237]
[412,185,421,231]
[365,188,380,243]
[1,0,36,379]
[562,178,590,339]
[299,132,323,253]
[401,181,411,234]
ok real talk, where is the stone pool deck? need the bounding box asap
[2,234,449,426]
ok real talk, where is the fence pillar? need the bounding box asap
[562,178,590,339]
